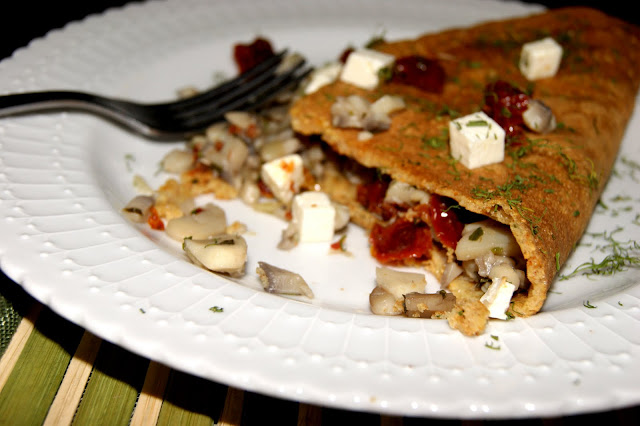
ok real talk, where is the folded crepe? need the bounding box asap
[290,7,640,334]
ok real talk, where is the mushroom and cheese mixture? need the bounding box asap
[124,25,579,335]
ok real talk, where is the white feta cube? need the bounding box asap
[480,277,516,320]
[304,62,342,94]
[519,37,563,80]
[340,48,395,90]
[292,191,336,242]
[260,154,304,204]
[449,111,505,169]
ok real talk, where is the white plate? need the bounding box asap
[1,0,639,419]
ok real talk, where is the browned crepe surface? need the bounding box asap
[290,7,640,318]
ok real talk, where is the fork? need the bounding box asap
[0,51,311,139]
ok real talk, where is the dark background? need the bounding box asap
[1,1,639,61]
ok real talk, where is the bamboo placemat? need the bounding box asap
[0,274,638,426]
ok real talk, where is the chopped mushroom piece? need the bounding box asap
[440,262,463,287]
[182,234,247,277]
[404,291,457,318]
[200,132,249,175]
[369,286,401,315]
[256,261,314,298]
[259,137,302,162]
[455,220,521,261]
[165,203,227,241]
[224,111,257,131]
[375,267,426,300]
[369,267,427,315]
[161,149,195,174]
[523,99,556,133]
[122,195,155,223]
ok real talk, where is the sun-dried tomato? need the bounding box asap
[356,179,397,221]
[233,37,275,74]
[483,80,530,136]
[257,179,274,198]
[391,55,446,93]
[147,206,164,231]
[418,195,464,250]
[370,219,432,263]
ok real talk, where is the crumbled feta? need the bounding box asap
[519,37,563,80]
[292,191,336,242]
[340,48,395,90]
[480,277,516,320]
[260,154,304,204]
[304,62,342,94]
[449,111,505,169]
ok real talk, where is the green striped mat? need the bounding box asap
[0,275,637,426]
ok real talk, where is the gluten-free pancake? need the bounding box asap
[290,7,640,333]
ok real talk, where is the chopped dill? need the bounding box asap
[469,227,484,241]
[560,227,640,280]
[484,337,501,350]
[125,153,135,172]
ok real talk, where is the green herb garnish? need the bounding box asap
[205,238,236,248]
[466,119,489,127]
[469,227,484,241]
[560,227,640,280]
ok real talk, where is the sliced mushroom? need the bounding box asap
[440,262,463,287]
[375,267,426,300]
[488,263,525,290]
[201,133,249,175]
[369,285,402,315]
[161,149,194,174]
[455,220,521,261]
[256,261,314,298]
[259,137,302,162]
[165,203,227,241]
[122,195,155,223]
[404,291,457,318]
[523,99,556,133]
[475,252,515,278]
[224,111,257,131]
[183,234,247,277]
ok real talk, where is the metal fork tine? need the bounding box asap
[163,50,288,110]
[173,57,309,121]
[179,60,312,131]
